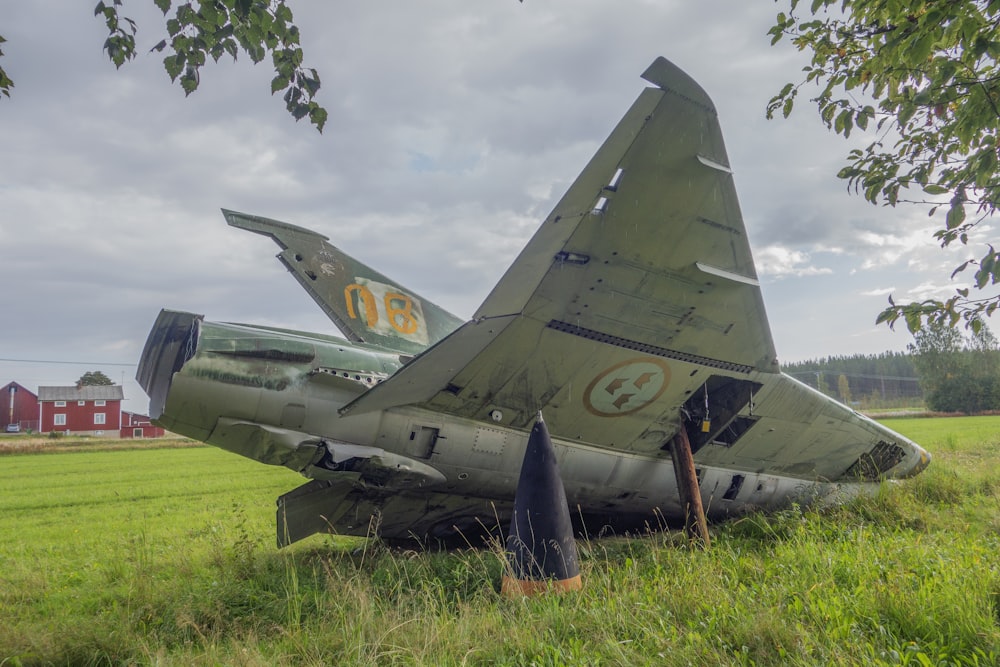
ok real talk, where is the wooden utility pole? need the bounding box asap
[670,426,710,549]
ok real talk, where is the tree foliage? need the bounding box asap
[1,1,327,131]
[908,320,1000,413]
[0,36,11,99]
[769,0,1000,332]
[77,371,114,386]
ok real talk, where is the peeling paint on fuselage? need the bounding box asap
[140,313,929,545]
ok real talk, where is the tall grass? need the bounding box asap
[2,417,1000,665]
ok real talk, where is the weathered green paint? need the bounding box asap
[137,57,930,548]
[224,210,464,355]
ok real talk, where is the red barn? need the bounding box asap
[37,385,124,437]
[120,411,165,439]
[1,382,39,432]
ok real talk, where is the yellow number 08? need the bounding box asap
[344,284,419,335]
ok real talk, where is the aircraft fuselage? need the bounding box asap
[138,58,931,546]
[138,310,928,545]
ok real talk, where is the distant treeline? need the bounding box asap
[782,351,923,409]
[783,323,1000,414]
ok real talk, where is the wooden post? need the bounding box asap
[671,427,710,549]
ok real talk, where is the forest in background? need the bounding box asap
[783,351,922,411]
[783,323,1000,414]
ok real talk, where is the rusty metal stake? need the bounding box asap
[671,427,710,549]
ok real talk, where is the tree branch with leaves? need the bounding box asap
[768,0,1000,334]
[2,0,327,131]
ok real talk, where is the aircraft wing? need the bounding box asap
[341,57,779,454]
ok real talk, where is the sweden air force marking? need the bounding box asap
[583,358,671,417]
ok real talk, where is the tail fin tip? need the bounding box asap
[222,208,329,241]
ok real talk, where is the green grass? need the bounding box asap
[2,419,1000,665]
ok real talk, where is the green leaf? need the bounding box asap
[301,72,320,96]
[0,63,13,98]
[946,203,966,230]
[782,97,794,118]
[200,3,218,24]
[875,307,896,325]
[976,267,991,289]
[163,54,183,81]
[309,105,328,132]
[952,261,972,278]
[180,68,199,95]
[821,103,836,125]
[910,34,935,64]
[856,108,868,131]
[897,103,915,127]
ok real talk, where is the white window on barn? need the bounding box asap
[78,400,85,406]
[133,428,144,438]
[54,414,66,426]
[94,413,106,425]
[54,401,66,407]
[95,400,106,406]
[94,430,104,436]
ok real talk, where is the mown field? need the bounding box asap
[2,418,1000,666]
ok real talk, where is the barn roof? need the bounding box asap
[0,381,37,398]
[37,385,125,401]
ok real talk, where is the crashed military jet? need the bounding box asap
[137,57,929,547]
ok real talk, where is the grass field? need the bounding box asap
[2,418,1000,665]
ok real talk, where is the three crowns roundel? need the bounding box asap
[583,357,672,417]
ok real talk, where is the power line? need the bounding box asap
[0,358,136,367]
[785,370,920,382]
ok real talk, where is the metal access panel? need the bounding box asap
[405,425,440,460]
[678,375,762,454]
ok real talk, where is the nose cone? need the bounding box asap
[906,445,932,478]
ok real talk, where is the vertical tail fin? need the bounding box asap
[224,209,463,355]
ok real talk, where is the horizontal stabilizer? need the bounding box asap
[277,478,512,547]
[277,479,357,547]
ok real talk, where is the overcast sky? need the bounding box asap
[1,1,984,413]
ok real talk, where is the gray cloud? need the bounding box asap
[0,0,953,410]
